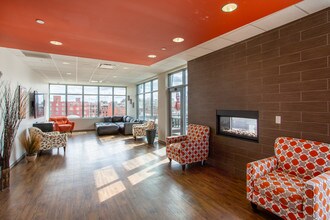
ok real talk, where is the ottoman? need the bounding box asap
[95,123,119,135]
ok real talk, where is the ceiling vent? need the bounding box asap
[98,63,116,70]
[21,50,52,59]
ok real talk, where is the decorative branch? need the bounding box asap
[0,82,28,190]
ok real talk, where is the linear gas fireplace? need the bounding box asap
[216,110,259,142]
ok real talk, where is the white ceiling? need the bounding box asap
[8,0,330,86]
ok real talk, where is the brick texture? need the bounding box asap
[188,8,330,180]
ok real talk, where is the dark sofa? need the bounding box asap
[95,116,143,135]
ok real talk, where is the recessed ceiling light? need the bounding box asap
[222,3,238,12]
[50,41,63,46]
[172,37,184,43]
[161,47,167,51]
[113,76,117,78]
[123,67,129,70]
[148,54,157,58]
[62,62,70,65]
[66,72,72,75]
[35,19,45,24]
[90,80,98,83]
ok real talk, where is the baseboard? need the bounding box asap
[73,129,95,132]
[10,154,25,169]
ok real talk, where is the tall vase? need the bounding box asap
[0,168,10,191]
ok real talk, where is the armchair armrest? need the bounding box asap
[166,135,187,145]
[132,124,145,129]
[68,121,75,130]
[53,122,60,131]
[304,171,330,220]
[246,156,278,200]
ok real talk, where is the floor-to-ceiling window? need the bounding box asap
[168,69,188,136]
[49,84,126,118]
[137,79,158,121]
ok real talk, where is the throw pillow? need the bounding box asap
[104,117,112,122]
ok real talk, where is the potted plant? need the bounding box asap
[20,132,41,162]
[0,81,28,190]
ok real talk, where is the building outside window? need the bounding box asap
[50,85,66,117]
[137,79,158,121]
[49,84,127,118]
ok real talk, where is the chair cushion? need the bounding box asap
[187,124,210,142]
[125,116,132,122]
[275,137,330,180]
[58,124,71,128]
[50,116,68,124]
[112,116,123,122]
[254,169,305,211]
[58,124,72,132]
[104,117,112,122]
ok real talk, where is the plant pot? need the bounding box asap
[1,168,10,191]
[146,129,156,145]
[26,154,37,162]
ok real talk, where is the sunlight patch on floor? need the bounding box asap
[69,131,88,136]
[98,180,126,203]
[122,153,158,171]
[128,159,168,186]
[98,135,132,143]
[99,142,147,157]
[152,148,166,157]
[94,165,119,188]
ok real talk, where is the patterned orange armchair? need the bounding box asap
[166,124,210,171]
[49,116,75,133]
[247,137,330,220]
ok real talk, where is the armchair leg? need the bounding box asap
[250,202,257,211]
[64,147,66,153]
[168,158,172,162]
[182,165,186,171]
[134,136,136,141]
[201,160,205,166]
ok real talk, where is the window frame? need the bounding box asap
[136,79,158,120]
[168,68,188,135]
[49,84,127,118]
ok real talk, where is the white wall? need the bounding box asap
[70,118,103,131]
[157,73,169,142]
[127,84,136,118]
[0,47,48,166]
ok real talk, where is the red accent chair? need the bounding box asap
[166,124,210,171]
[247,137,330,220]
[49,116,75,133]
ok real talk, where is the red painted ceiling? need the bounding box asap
[0,0,301,65]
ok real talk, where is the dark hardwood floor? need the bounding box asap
[0,132,281,220]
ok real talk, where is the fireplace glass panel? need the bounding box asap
[220,116,257,139]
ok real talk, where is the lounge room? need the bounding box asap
[0,0,329,219]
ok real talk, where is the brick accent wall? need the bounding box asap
[188,8,330,179]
